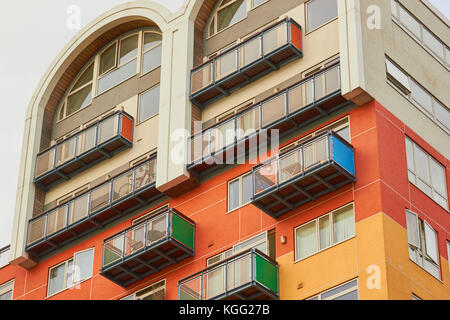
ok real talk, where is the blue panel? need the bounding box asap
[332,136,355,176]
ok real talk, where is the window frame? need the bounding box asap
[227,171,253,213]
[0,279,14,301]
[306,278,358,300]
[141,31,163,76]
[120,279,166,300]
[294,203,355,262]
[405,136,449,210]
[207,0,255,38]
[305,0,339,34]
[46,248,95,298]
[137,84,161,124]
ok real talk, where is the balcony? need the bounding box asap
[190,18,303,108]
[178,249,279,300]
[252,131,355,219]
[101,208,195,287]
[34,110,134,190]
[26,156,162,258]
[187,63,350,177]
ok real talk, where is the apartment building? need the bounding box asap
[0,0,449,300]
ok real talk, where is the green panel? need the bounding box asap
[255,254,278,294]
[172,213,194,250]
[103,249,122,267]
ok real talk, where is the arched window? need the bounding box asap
[208,0,269,37]
[56,28,162,122]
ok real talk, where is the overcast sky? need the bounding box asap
[0,0,448,248]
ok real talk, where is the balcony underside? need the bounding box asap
[35,136,132,190]
[190,44,302,108]
[252,161,355,219]
[217,281,279,300]
[26,184,162,259]
[101,238,194,288]
[187,91,350,178]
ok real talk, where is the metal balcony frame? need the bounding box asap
[34,110,134,191]
[177,248,279,300]
[26,156,162,259]
[251,131,356,219]
[186,62,352,178]
[100,208,195,288]
[189,17,303,108]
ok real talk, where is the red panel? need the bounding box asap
[290,23,302,52]
[120,115,133,142]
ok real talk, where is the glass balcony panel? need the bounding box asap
[90,183,111,213]
[279,149,303,183]
[211,119,235,153]
[76,126,97,156]
[325,65,340,95]
[261,93,286,127]
[134,160,156,191]
[206,264,226,299]
[314,72,325,101]
[254,161,278,195]
[240,36,262,67]
[97,59,137,95]
[142,44,162,74]
[112,171,134,202]
[46,206,67,236]
[191,131,211,163]
[191,63,213,94]
[304,78,315,105]
[146,213,168,245]
[124,224,146,256]
[216,49,238,80]
[27,216,46,245]
[227,253,251,291]
[69,193,89,224]
[288,81,311,113]
[179,276,202,300]
[263,23,287,55]
[103,234,124,267]
[303,136,328,170]
[35,149,55,177]
[97,115,118,145]
[56,136,76,167]
[237,108,260,139]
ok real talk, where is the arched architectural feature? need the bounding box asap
[11,1,172,268]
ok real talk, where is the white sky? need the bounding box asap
[0,0,448,248]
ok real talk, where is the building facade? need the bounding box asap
[0,0,449,300]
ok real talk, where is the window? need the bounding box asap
[0,280,14,300]
[142,32,162,74]
[47,248,94,297]
[209,0,247,37]
[306,0,338,33]
[391,0,449,69]
[0,246,10,268]
[386,57,450,133]
[120,280,166,300]
[405,137,448,210]
[228,172,253,212]
[405,210,440,279]
[307,279,358,300]
[412,294,421,300]
[138,85,160,123]
[295,204,355,261]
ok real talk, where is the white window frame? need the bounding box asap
[307,278,358,300]
[47,248,95,298]
[405,137,449,210]
[141,31,162,76]
[386,57,450,134]
[405,210,441,280]
[137,84,160,124]
[305,0,339,34]
[120,279,166,300]
[294,203,355,262]
[0,246,10,269]
[207,0,255,38]
[0,279,14,301]
[227,172,253,213]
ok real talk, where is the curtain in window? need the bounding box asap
[296,221,317,260]
[73,249,94,283]
[333,206,354,243]
[424,222,439,264]
[319,215,330,250]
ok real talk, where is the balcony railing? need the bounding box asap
[187,63,350,177]
[190,18,303,108]
[101,207,195,287]
[34,110,134,190]
[26,156,161,258]
[178,249,279,300]
[252,131,355,218]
